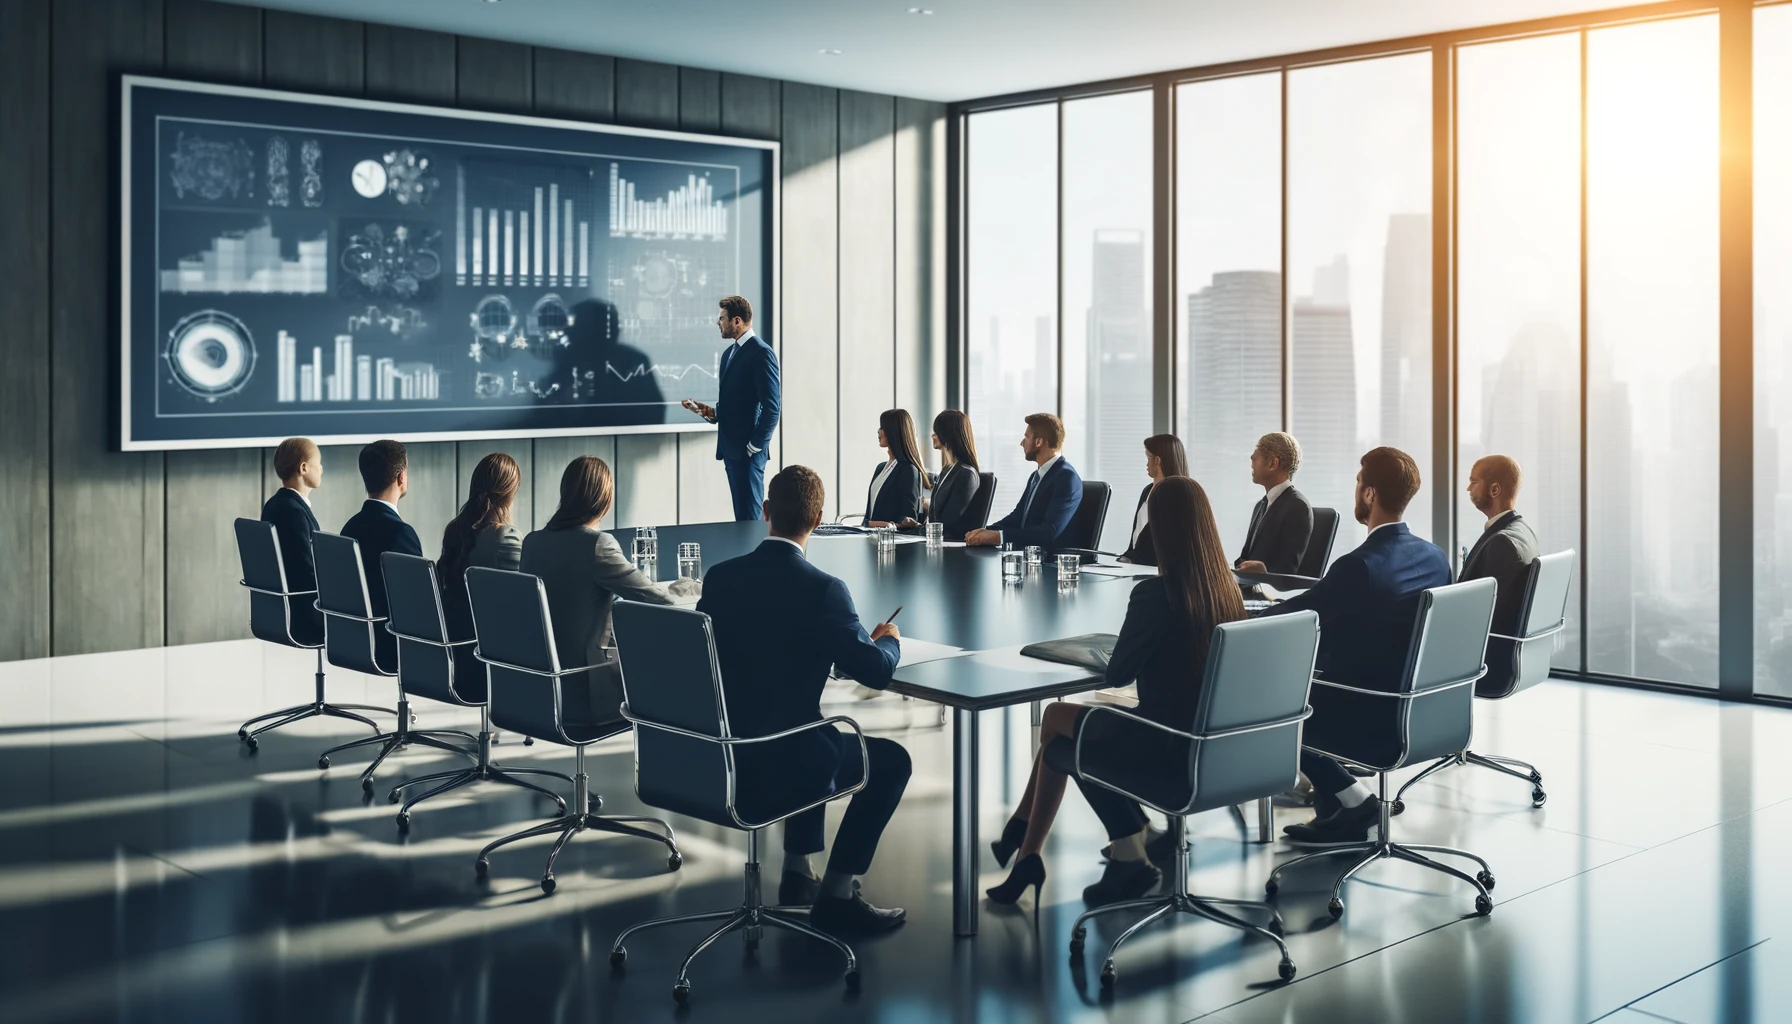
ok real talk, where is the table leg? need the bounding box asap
[1257,796,1272,843]
[952,707,980,937]
[1030,700,1041,726]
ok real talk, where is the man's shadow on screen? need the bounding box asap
[567,298,667,425]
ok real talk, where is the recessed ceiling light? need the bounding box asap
[818,48,843,55]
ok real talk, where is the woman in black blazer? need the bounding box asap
[900,409,982,540]
[1118,434,1190,566]
[986,477,1247,907]
[863,408,928,526]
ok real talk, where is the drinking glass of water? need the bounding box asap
[1001,550,1026,582]
[1025,545,1044,568]
[1056,553,1082,584]
[925,521,944,550]
[678,542,702,580]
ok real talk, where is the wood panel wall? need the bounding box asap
[0,0,946,662]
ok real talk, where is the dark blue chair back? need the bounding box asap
[466,567,575,744]
[312,532,395,676]
[382,552,483,706]
[612,600,735,828]
[1069,480,1111,551]
[968,471,998,531]
[234,518,321,648]
[1298,507,1340,578]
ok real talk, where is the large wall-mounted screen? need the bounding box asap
[120,76,776,451]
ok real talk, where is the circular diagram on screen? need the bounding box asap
[165,309,256,401]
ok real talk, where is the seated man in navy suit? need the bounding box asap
[340,440,423,663]
[261,437,323,594]
[963,412,1084,551]
[697,465,911,936]
[1263,446,1451,845]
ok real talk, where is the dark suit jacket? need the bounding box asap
[1118,484,1157,566]
[340,500,423,620]
[923,462,982,540]
[1236,486,1314,575]
[698,539,899,803]
[1459,511,1540,638]
[988,457,1084,550]
[714,334,781,461]
[260,487,320,592]
[864,460,924,524]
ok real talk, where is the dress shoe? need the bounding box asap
[777,869,820,906]
[1081,858,1162,907]
[990,818,1028,869]
[1100,827,1178,863]
[1283,796,1381,847]
[985,853,1046,905]
[809,890,907,935]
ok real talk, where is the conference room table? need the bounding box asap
[612,520,1140,937]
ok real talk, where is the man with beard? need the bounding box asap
[1261,446,1451,846]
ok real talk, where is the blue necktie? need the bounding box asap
[1019,470,1042,523]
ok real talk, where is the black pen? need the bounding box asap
[882,605,903,625]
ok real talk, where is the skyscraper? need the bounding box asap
[1379,214,1432,454]
[1292,258,1358,543]
[1085,230,1151,532]
[1186,270,1282,550]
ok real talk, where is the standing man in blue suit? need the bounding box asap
[698,465,911,935]
[1263,447,1451,846]
[964,413,1084,551]
[682,295,780,521]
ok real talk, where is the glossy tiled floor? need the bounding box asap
[0,640,1785,1023]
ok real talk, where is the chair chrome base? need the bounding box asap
[237,649,395,752]
[610,830,857,1004]
[386,706,574,830]
[317,697,477,794]
[1267,772,1495,919]
[1071,818,1295,988]
[473,745,681,893]
[1392,749,1546,811]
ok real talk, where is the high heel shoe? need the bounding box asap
[990,818,1028,868]
[986,853,1046,906]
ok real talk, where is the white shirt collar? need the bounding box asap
[1264,480,1292,506]
[1367,520,1402,538]
[735,330,756,348]
[1485,510,1514,531]
[766,535,806,557]
[1036,454,1062,479]
[284,485,311,507]
[372,498,399,514]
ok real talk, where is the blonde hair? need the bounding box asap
[1254,432,1302,476]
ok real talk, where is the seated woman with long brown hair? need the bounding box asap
[438,452,523,640]
[986,476,1248,907]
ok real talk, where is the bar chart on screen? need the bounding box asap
[458,161,597,289]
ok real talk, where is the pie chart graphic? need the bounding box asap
[166,309,256,401]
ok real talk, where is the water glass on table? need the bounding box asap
[1025,545,1044,569]
[876,524,898,552]
[677,542,702,580]
[1001,550,1026,582]
[633,525,659,564]
[925,521,944,551]
[1056,553,1082,585]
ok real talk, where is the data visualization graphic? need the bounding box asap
[123,76,775,450]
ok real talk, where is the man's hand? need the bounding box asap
[963,529,999,547]
[681,398,716,421]
[898,517,920,528]
[872,621,901,642]
[1237,559,1268,574]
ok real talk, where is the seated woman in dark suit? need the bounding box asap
[520,456,699,726]
[987,476,1247,907]
[437,452,524,646]
[899,409,982,540]
[1117,433,1189,566]
[862,408,928,527]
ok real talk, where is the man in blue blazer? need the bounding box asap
[339,439,423,630]
[683,295,781,521]
[964,412,1084,551]
[1264,447,1451,846]
[698,465,911,935]
[260,437,323,594]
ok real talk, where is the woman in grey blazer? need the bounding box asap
[521,455,699,726]
[439,452,525,643]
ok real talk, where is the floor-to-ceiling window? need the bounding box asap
[1060,90,1154,553]
[966,104,1059,519]
[1286,53,1433,555]
[1175,72,1283,557]
[1756,3,1792,698]
[1585,15,1720,687]
[1456,32,1584,671]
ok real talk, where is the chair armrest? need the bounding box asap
[617,706,872,831]
[1488,619,1566,644]
[837,514,868,526]
[241,580,316,599]
[384,622,475,648]
[1310,671,1484,700]
[473,647,603,679]
[1072,704,1313,816]
[312,600,387,625]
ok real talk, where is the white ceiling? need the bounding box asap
[229,0,1635,103]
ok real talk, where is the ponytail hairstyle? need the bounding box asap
[880,408,931,487]
[438,452,520,593]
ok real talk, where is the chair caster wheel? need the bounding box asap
[317,756,330,770]
[361,777,374,794]
[474,858,490,880]
[1475,894,1494,915]
[843,968,860,991]
[1264,879,1279,898]
[1099,962,1116,988]
[609,949,627,970]
[1068,927,1086,954]
[1390,798,1406,815]
[245,738,258,753]
[1477,870,1495,891]
[666,852,683,871]
[1327,897,1344,919]
[1532,788,1547,806]
[523,736,534,746]
[396,812,410,831]
[1279,959,1297,981]
[672,981,690,1003]
[541,875,556,895]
